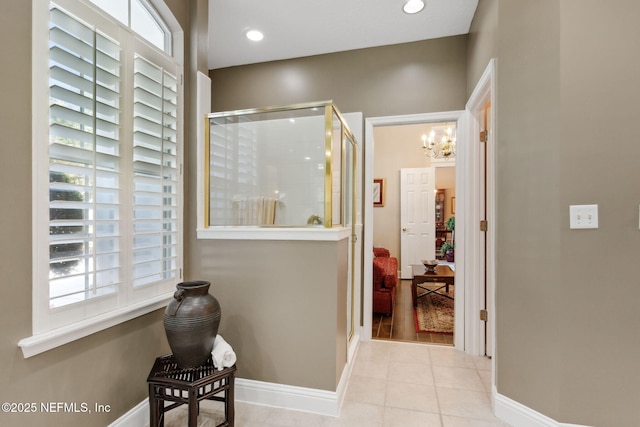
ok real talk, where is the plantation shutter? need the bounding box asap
[132,55,179,287]
[48,5,122,308]
[28,0,182,346]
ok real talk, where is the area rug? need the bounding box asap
[413,286,454,334]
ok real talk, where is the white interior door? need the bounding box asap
[400,168,435,279]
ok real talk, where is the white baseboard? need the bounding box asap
[235,354,357,418]
[494,387,591,427]
[109,366,354,426]
[235,378,341,417]
[108,399,148,427]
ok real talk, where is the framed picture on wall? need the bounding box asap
[451,196,456,214]
[373,178,385,207]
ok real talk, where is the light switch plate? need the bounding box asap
[569,204,598,229]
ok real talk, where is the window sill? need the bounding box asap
[18,292,173,358]
[196,226,352,241]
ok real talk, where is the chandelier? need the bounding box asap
[422,124,456,159]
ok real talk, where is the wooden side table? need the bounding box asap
[147,354,236,427]
[411,264,455,307]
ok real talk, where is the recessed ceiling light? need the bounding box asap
[403,0,425,14]
[245,29,264,41]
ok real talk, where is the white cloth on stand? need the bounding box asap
[211,334,236,371]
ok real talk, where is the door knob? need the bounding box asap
[402,227,408,231]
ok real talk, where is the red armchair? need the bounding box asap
[372,247,398,315]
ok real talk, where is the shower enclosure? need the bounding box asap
[204,101,357,230]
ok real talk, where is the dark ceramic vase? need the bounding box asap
[163,281,221,368]
[445,250,455,263]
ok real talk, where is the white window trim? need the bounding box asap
[137,0,173,54]
[21,0,184,358]
[18,293,172,358]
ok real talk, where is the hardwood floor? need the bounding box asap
[372,279,454,345]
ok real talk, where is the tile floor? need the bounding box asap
[162,340,509,426]
[373,279,454,345]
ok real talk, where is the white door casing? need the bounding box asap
[478,103,489,357]
[464,60,496,358]
[400,168,435,279]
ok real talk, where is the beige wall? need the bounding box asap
[372,124,456,263]
[0,1,204,425]
[496,0,564,419]
[201,38,467,390]
[466,0,498,98]
[554,3,640,423]
[187,239,348,390]
[468,0,640,425]
[209,36,468,118]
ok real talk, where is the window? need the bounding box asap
[89,0,171,53]
[48,5,124,309]
[132,54,180,286]
[23,0,183,355]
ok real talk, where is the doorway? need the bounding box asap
[373,169,456,344]
[363,61,496,358]
[364,111,465,349]
[370,123,457,344]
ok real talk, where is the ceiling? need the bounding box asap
[208,0,479,70]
